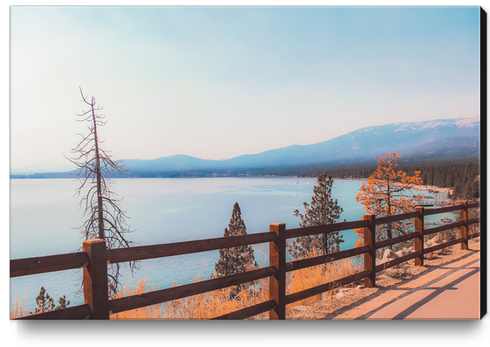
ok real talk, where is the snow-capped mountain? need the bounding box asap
[13,116,479,177]
[122,116,480,174]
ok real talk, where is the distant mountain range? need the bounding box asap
[121,116,480,174]
[12,116,480,178]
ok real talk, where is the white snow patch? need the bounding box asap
[455,116,480,127]
[420,120,449,129]
[395,121,423,128]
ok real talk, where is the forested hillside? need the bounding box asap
[296,157,480,200]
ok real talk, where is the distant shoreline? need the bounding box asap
[8,174,452,194]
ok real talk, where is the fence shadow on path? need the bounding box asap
[320,249,481,320]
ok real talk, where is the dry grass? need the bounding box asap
[10,289,31,319]
[159,254,360,319]
[110,276,163,320]
[112,253,361,320]
[10,254,363,320]
[287,265,325,307]
[161,276,270,320]
[286,257,362,311]
[12,236,479,320]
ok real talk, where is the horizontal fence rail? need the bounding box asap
[423,237,467,255]
[468,232,481,240]
[285,270,372,306]
[375,231,419,250]
[107,231,277,264]
[10,201,480,320]
[286,246,370,272]
[108,266,277,314]
[375,211,421,226]
[10,252,89,278]
[285,219,371,239]
[212,300,277,320]
[423,220,466,236]
[16,304,92,320]
[375,252,422,273]
[423,204,466,215]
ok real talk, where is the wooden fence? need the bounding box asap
[10,201,480,320]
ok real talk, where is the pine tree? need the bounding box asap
[288,172,344,259]
[34,287,71,314]
[214,202,258,278]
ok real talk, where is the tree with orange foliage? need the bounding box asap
[354,153,423,248]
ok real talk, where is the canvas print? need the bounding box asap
[10,6,482,322]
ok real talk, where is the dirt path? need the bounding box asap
[287,238,481,320]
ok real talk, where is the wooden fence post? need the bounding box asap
[414,206,424,266]
[363,214,376,288]
[460,201,468,250]
[83,239,109,319]
[269,223,286,320]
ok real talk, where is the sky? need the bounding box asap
[9,5,481,172]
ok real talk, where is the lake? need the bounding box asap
[9,177,448,312]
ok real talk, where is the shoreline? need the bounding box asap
[9,175,455,192]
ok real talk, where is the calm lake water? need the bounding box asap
[9,177,448,312]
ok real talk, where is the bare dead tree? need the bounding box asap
[66,87,136,295]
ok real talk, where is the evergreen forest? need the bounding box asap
[296,158,480,201]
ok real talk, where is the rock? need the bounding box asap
[426,235,442,248]
[334,288,352,298]
[384,248,398,260]
[290,305,310,313]
[437,247,449,255]
[395,247,411,258]
[378,249,398,265]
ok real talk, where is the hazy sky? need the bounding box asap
[10,5,480,171]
